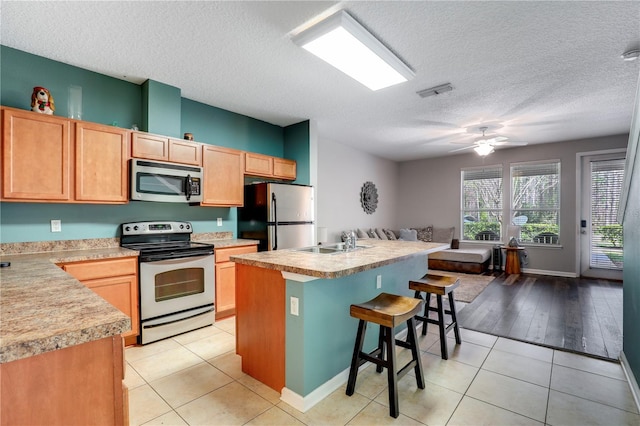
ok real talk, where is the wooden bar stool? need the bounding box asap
[346,292,425,418]
[409,274,461,360]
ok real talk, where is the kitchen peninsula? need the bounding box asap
[230,239,448,412]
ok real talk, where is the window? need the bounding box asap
[461,166,503,241]
[511,161,560,244]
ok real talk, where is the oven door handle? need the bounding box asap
[143,307,215,329]
[139,253,214,264]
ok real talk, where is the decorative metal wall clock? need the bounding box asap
[360,181,378,214]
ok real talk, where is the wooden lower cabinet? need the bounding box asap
[0,335,127,425]
[215,245,257,319]
[60,257,139,344]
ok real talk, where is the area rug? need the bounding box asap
[428,271,496,303]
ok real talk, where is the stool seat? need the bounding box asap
[409,273,460,295]
[350,292,424,328]
[346,292,425,418]
[409,273,462,360]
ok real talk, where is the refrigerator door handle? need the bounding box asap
[272,192,278,250]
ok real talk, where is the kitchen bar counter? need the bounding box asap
[230,239,448,279]
[231,239,448,412]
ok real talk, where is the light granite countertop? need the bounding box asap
[0,238,258,364]
[229,239,449,279]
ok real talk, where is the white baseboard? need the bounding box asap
[280,326,415,412]
[280,366,354,412]
[620,351,640,412]
[521,267,578,278]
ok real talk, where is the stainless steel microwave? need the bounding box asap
[130,159,203,203]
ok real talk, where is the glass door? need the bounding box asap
[580,153,625,279]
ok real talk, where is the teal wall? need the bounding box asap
[285,255,428,396]
[142,80,181,137]
[623,147,640,385]
[1,46,141,128]
[1,46,310,243]
[284,121,311,186]
[181,98,283,154]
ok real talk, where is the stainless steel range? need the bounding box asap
[120,221,215,345]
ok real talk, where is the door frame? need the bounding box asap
[576,148,626,279]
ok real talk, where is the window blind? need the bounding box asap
[590,158,624,270]
[511,161,560,244]
[461,166,503,241]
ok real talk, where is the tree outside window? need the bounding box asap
[511,161,561,244]
[461,166,502,241]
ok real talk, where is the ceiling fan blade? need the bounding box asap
[449,145,476,153]
[494,141,528,147]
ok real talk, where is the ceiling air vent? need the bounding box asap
[417,83,453,98]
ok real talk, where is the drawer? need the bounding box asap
[215,245,257,263]
[63,257,137,281]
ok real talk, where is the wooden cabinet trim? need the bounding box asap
[169,138,202,166]
[215,245,257,263]
[62,257,137,281]
[131,132,168,161]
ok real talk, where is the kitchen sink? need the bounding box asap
[293,243,372,254]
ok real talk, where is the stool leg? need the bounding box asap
[436,295,449,360]
[346,320,367,396]
[406,317,425,389]
[376,325,384,373]
[421,292,431,336]
[448,291,462,344]
[384,326,399,418]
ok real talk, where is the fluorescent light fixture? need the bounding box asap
[474,144,495,156]
[417,83,453,98]
[292,10,414,90]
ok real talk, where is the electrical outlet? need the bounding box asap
[217,217,222,226]
[376,275,382,289]
[50,220,61,233]
[290,297,299,316]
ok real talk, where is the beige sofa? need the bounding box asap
[344,226,491,274]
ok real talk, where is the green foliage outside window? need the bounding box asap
[596,224,623,248]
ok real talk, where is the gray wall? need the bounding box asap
[316,138,399,243]
[397,135,629,275]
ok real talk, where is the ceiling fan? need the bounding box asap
[449,126,527,156]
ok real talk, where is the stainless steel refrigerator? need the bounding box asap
[238,183,315,251]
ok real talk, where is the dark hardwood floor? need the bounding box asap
[456,272,623,361]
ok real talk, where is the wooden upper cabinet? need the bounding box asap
[245,152,273,176]
[2,107,72,201]
[75,122,129,203]
[131,132,168,161]
[132,132,202,166]
[273,158,296,180]
[201,145,244,206]
[169,138,202,166]
[244,151,296,181]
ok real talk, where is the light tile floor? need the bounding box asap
[126,316,639,425]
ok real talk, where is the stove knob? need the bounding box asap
[186,224,191,230]
[133,225,139,231]
[180,224,184,229]
[125,226,130,232]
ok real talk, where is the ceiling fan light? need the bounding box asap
[474,144,494,156]
[621,49,640,61]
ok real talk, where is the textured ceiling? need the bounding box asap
[2,1,640,161]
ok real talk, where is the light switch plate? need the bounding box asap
[290,297,299,316]
[376,275,382,289]
[217,217,222,226]
[51,219,61,233]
